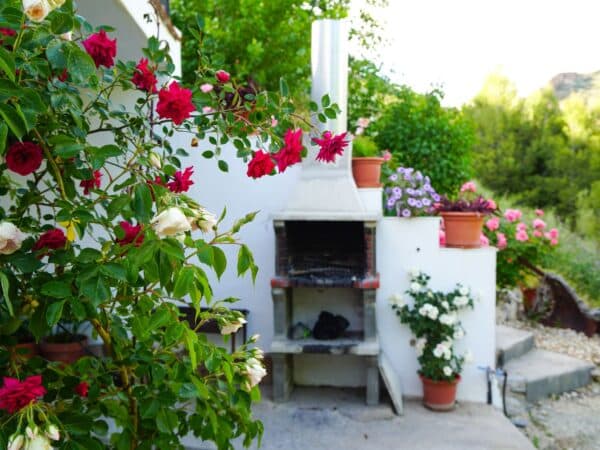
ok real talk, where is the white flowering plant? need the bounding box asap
[389,272,475,381]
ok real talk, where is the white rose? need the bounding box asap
[25,434,52,450]
[427,306,439,320]
[25,427,38,440]
[151,207,191,238]
[45,424,60,441]
[443,366,453,377]
[187,207,217,234]
[439,314,450,325]
[415,337,427,357]
[464,350,474,363]
[22,0,51,22]
[409,268,420,278]
[444,349,452,360]
[0,222,26,255]
[410,282,421,292]
[8,434,25,450]
[59,31,71,41]
[149,152,162,169]
[459,286,470,296]
[418,305,428,317]
[47,0,65,8]
[388,293,404,307]
[433,343,446,358]
[220,317,247,335]
[441,301,449,310]
[246,357,267,388]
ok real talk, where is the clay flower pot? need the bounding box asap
[352,157,384,188]
[440,212,485,248]
[40,335,88,364]
[13,341,39,359]
[420,374,460,411]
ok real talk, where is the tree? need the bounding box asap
[371,87,475,195]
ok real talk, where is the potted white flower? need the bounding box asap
[390,271,475,411]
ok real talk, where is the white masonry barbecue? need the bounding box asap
[270,19,381,404]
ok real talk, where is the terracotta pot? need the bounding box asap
[440,212,485,248]
[521,287,537,312]
[13,342,39,359]
[420,374,460,411]
[40,336,87,364]
[352,157,384,188]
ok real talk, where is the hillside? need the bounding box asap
[550,71,600,102]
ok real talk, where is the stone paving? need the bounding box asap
[184,386,534,450]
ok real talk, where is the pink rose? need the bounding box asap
[200,83,213,93]
[202,106,215,114]
[496,232,507,250]
[215,70,230,83]
[504,209,522,222]
[271,116,278,127]
[516,222,527,232]
[549,228,559,239]
[535,209,544,217]
[460,181,476,193]
[382,150,392,162]
[487,199,497,210]
[533,230,543,238]
[480,233,489,247]
[515,230,528,242]
[485,217,500,231]
[550,238,558,246]
[533,218,546,230]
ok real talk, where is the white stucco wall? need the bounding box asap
[376,217,497,403]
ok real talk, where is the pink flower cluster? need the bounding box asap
[482,206,559,249]
[504,209,522,222]
[460,181,477,193]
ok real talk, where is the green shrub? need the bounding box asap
[352,136,379,157]
[372,87,474,195]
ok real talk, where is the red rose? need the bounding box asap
[0,28,16,37]
[313,131,348,163]
[5,142,44,176]
[33,229,67,251]
[80,170,102,195]
[247,150,275,179]
[156,81,196,125]
[57,68,68,82]
[215,70,230,83]
[74,381,89,398]
[82,30,117,68]
[274,128,303,173]
[132,58,157,93]
[116,221,144,247]
[167,166,194,193]
[0,375,46,414]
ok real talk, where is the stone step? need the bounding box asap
[504,349,594,402]
[496,325,535,366]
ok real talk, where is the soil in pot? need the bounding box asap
[40,334,88,364]
[352,157,384,188]
[440,212,485,248]
[420,374,460,411]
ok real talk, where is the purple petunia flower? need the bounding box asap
[387,198,396,208]
[415,171,423,181]
[432,193,441,202]
[406,188,415,195]
[415,200,423,208]
[389,174,398,182]
[402,209,411,217]
[392,187,402,197]
[407,197,416,207]
[397,167,405,173]
[422,198,431,206]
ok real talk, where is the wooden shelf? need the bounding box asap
[271,336,379,356]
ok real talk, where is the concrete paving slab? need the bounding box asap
[496,325,535,366]
[505,349,594,402]
[183,387,534,450]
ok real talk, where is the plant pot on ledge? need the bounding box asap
[40,334,88,364]
[440,212,485,248]
[352,157,384,187]
[420,374,461,411]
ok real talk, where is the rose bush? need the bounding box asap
[0,1,344,449]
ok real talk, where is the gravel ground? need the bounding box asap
[499,317,600,449]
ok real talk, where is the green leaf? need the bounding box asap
[185,329,198,368]
[212,246,227,279]
[132,183,153,223]
[66,44,96,84]
[49,135,84,158]
[41,280,72,298]
[0,271,13,316]
[50,11,74,34]
[237,244,252,276]
[100,263,127,281]
[324,107,337,119]
[0,103,26,139]
[321,94,331,107]
[156,408,178,434]
[202,150,214,158]
[0,122,7,156]
[79,273,109,306]
[173,266,195,298]
[0,46,15,82]
[196,241,213,266]
[279,77,289,97]
[10,253,43,273]
[217,160,229,172]
[46,300,65,326]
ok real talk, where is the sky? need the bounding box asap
[351,0,600,106]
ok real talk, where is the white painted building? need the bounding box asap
[79,0,497,406]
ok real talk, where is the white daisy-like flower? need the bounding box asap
[443,366,453,377]
[415,337,427,357]
[441,301,449,310]
[410,282,421,292]
[459,286,470,296]
[427,291,434,298]
[389,293,405,307]
[409,268,420,278]
[427,306,439,320]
